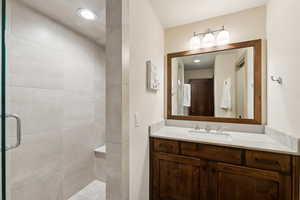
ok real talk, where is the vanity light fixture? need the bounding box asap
[193,59,201,63]
[77,8,97,21]
[202,32,216,48]
[190,26,230,50]
[217,28,230,45]
[190,34,201,50]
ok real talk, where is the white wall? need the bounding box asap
[165,6,267,122]
[266,0,300,137]
[6,1,105,199]
[129,0,164,199]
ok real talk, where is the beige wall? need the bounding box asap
[165,6,266,54]
[266,0,300,137]
[214,53,237,118]
[129,0,164,200]
[171,59,179,114]
[165,6,267,122]
[6,1,105,199]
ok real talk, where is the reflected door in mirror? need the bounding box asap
[189,79,214,116]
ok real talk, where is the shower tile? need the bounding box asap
[95,156,106,182]
[10,162,63,200]
[106,142,122,189]
[9,130,63,184]
[94,65,106,83]
[63,159,95,199]
[63,91,95,129]
[63,45,101,98]
[94,63,106,87]
[92,123,106,148]
[106,84,123,143]
[62,123,94,167]
[95,78,106,100]
[7,36,64,90]
[6,86,64,136]
[62,124,95,199]
[9,0,92,53]
[63,61,95,96]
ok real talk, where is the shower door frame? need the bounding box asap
[1,0,7,199]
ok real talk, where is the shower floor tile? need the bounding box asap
[68,180,106,200]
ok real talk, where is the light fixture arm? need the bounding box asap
[193,26,226,37]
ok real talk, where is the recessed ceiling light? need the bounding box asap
[77,8,97,21]
[194,59,201,63]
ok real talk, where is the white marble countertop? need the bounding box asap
[150,126,300,155]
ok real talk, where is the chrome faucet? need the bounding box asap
[204,125,212,133]
[190,124,229,137]
[194,124,201,130]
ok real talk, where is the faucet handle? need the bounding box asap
[215,126,227,133]
[195,124,201,130]
[215,126,222,131]
[204,125,211,133]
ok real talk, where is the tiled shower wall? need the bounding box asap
[6,1,105,199]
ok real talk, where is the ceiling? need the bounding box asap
[179,48,247,70]
[179,54,215,70]
[18,0,106,46]
[150,0,269,28]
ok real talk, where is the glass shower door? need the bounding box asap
[1,0,106,199]
[1,0,22,199]
[1,0,6,199]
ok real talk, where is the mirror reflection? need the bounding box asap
[171,47,254,119]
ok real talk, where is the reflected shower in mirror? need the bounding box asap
[171,47,254,119]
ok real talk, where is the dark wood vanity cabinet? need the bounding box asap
[210,163,290,200]
[150,138,300,200]
[152,153,206,200]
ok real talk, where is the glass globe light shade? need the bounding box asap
[202,33,216,48]
[217,30,230,45]
[190,35,201,50]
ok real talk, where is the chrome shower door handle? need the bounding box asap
[5,114,22,151]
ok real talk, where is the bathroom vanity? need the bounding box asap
[151,38,300,200]
[150,127,300,200]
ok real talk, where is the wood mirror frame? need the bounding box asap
[167,39,262,124]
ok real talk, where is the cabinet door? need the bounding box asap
[211,162,291,200]
[152,153,208,200]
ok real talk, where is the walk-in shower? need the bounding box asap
[1,0,106,199]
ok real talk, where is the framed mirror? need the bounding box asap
[167,39,262,124]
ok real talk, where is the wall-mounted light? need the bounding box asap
[202,31,216,48]
[189,26,230,50]
[217,28,230,45]
[190,33,201,50]
[77,8,97,21]
[193,59,201,63]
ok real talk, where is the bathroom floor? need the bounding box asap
[68,180,106,200]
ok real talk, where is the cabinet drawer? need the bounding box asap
[245,151,291,173]
[181,142,242,165]
[154,139,179,154]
